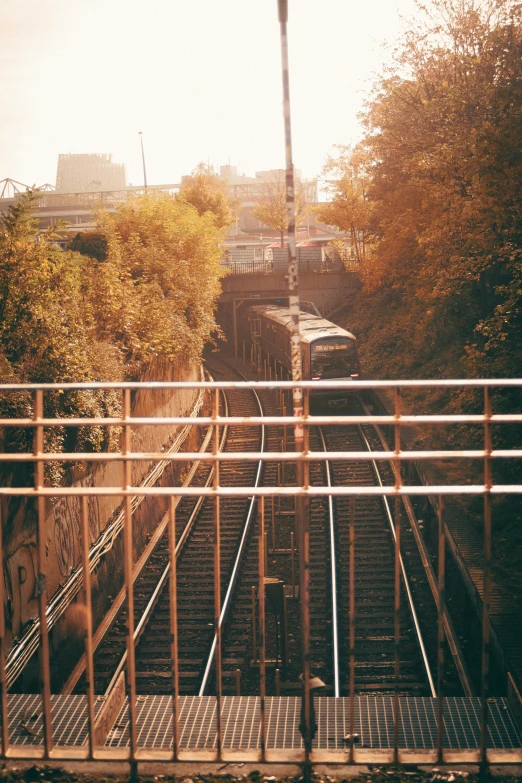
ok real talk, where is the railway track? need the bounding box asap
[256,375,468,698]
[67,358,267,697]
[62,352,471,702]
[312,419,434,695]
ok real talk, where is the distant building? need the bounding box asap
[55,153,126,193]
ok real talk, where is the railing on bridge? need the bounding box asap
[0,378,521,769]
[221,247,350,275]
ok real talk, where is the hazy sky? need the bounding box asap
[0,0,419,188]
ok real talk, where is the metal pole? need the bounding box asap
[122,389,138,771]
[276,4,311,764]
[138,132,148,190]
[437,496,445,763]
[481,387,492,767]
[0,503,9,757]
[34,390,53,756]
[349,497,355,763]
[252,585,257,663]
[168,497,180,759]
[259,497,267,761]
[212,390,222,758]
[80,497,96,758]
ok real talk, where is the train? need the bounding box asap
[239,302,361,408]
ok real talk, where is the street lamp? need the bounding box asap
[138,132,148,191]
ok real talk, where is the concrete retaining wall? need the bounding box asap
[2,358,201,674]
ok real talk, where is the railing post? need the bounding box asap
[259,497,267,761]
[34,389,53,756]
[480,387,493,768]
[80,496,96,758]
[349,496,356,763]
[437,496,445,763]
[122,388,138,772]
[0,503,9,757]
[168,496,180,759]
[212,389,222,758]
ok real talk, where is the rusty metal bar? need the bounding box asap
[212,389,222,758]
[0,503,9,757]
[4,412,522,429]
[252,586,257,663]
[3,377,522,391]
[291,531,295,597]
[34,389,53,756]
[259,497,266,762]
[168,496,179,760]
[80,496,96,758]
[393,496,401,763]
[4,447,522,463]
[437,496,445,762]
[4,484,522,498]
[122,388,138,763]
[481,387,493,764]
[349,497,355,763]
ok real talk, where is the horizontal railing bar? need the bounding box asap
[0,484,516,497]
[1,378,522,390]
[1,448,521,462]
[1,413,521,427]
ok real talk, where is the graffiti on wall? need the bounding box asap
[53,474,101,577]
[4,542,38,639]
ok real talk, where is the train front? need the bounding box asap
[307,330,360,409]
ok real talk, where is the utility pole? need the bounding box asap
[138,132,148,191]
[277,1,313,779]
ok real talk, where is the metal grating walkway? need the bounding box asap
[3,695,521,752]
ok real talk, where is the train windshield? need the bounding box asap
[311,338,358,379]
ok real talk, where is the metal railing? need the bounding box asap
[221,248,346,275]
[0,378,521,769]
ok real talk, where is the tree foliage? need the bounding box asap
[0,189,224,484]
[91,193,224,376]
[325,0,522,582]
[68,231,108,262]
[328,0,522,380]
[252,172,311,245]
[179,163,236,230]
[316,147,373,262]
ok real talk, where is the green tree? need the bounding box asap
[90,192,224,376]
[68,231,108,262]
[0,192,122,484]
[179,163,235,229]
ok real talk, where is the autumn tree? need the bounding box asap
[252,171,312,247]
[330,0,522,580]
[337,0,522,379]
[316,147,373,262]
[179,163,236,229]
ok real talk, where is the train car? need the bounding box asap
[242,303,361,409]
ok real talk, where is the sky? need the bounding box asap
[0,0,419,188]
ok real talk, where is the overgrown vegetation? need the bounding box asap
[0,171,229,485]
[323,0,522,585]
